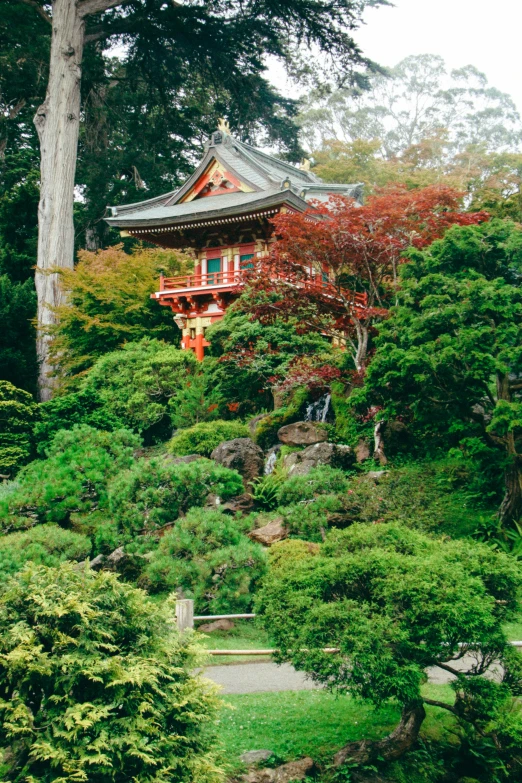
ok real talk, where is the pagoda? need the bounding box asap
[106,121,362,359]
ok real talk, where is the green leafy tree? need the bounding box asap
[0,563,221,783]
[169,420,249,458]
[48,245,192,383]
[0,426,140,531]
[207,301,333,414]
[362,219,522,525]
[258,523,522,770]
[108,457,244,538]
[82,339,198,442]
[144,508,266,612]
[0,381,37,477]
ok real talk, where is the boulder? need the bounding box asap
[211,438,264,488]
[220,493,255,514]
[240,750,274,766]
[241,757,314,783]
[198,618,235,633]
[355,439,371,463]
[249,518,287,546]
[277,421,328,447]
[282,442,354,476]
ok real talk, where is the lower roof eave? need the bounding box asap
[105,189,310,231]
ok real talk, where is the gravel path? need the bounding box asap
[203,655,491,695]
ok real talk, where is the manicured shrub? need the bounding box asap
[279,494,346,541]
[169,420,248,457]
[0,563,221,783]
[0,426,140,531]
[0,380,36,476]
[268,539,320,571]
[277,465,350,506]
[0,524,91,582]
[83,338,198,442]
[143,508,266,612]
[34,387,124,455]
[259,523,522,769]
[108,457,244,537]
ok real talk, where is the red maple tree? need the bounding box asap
[249,185,488,371]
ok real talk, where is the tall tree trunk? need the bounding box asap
[496,372,522,525]
[499,458,522,526]
[333,701,426,767]
[34,0,85,400]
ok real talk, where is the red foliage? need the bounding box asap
[270,356,341,398]
[248,184,488,371]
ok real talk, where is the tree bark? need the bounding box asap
[499,459,522,526]
[333,701,426,767]
[34,0,85,400]
[373,419,388,465]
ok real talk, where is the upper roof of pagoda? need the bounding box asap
[106,124,363,230]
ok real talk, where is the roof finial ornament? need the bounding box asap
[218,118,230,134]
[300,158,311,171]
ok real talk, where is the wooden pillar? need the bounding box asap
[195,331,205,361]
[176,599,194,631]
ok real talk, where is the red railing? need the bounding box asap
[161,270,248,290]
[159,267,368,308]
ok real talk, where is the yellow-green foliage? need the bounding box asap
[48,244,193,386]
[0,564,222,783]
[169,420,248,457]
[268,539,320,571]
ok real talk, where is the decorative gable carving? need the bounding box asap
[180,160,253,203]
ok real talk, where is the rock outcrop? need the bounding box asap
[211,438,264,488]
[277,421,328,446]
[282,442,354,476]
[249,517,288,546]
[239,757,314,783]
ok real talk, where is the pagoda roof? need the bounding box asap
[106,128,362,230]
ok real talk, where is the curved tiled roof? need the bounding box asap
[107,129,361,228]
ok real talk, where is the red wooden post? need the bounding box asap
[195,332,205,361]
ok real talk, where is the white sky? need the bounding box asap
[356,0,522,112]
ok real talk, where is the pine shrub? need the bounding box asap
[0,524,91,582]
[143,508,266,612]
[108,457,244,537]
[0,426,140,531]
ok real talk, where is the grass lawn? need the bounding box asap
[216,684,457,775]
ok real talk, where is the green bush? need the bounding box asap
[143,508,266,612]
[34,387,124,455]
[169,420,248,457]
[0,426,140,531]
[0,563,221,783]
[108,457,244,538]
[279,494,346,541]
[0,524,91,582]
[259,522,522,772]
[82,338,198,442]
[0,380,36,476]
[277,465,350,506]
